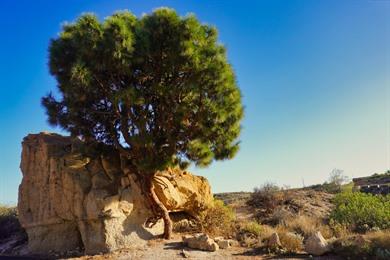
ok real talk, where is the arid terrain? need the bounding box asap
[0,188,343,259]
[1,135,388,259]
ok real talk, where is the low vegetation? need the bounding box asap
[276,226,304,253]
[0,205,21,240]
[330,192,390,232]
[2,171,389,258]
[333,230,390,259]
[246,183,285,220]
[281,215,333,239]
[218,171,390,256]
[199,199,236,237]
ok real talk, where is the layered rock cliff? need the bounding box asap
[18,133,212,254]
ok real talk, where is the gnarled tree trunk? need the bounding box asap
[149,175,173,239]
[138,172,173,239]
[119,156,173,239]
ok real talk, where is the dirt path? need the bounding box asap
[69,236,254,260]
[68,235,341,260]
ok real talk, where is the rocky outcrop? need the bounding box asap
[154,169,213,216]
[18,133,212,255]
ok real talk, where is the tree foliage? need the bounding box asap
[329,169,349,187]
[42,8,243,174]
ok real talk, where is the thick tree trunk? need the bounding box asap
[119,156,173,239]
[148,176,173,239]
[140,174,173,239]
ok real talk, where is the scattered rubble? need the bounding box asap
[182,233,219,252]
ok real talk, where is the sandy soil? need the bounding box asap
[66,235,341,260]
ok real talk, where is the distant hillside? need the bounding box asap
[215,187,334,222]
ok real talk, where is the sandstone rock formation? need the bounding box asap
[154,169,213,216]
[18,133,212,254]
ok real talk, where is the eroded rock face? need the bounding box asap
[18,133,212,254]
[154,169,213,216]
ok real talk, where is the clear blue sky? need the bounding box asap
[0,0,389,204]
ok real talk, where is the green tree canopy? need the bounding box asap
[42,8,243,238]
[43,8,243,172]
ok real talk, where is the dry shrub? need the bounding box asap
[259,224,275,241]
[329,219,351,238]
[247,183,283,219]
[237,221,262,247]
[332,231,390,259]
[199,199,236,237]
[237,221,276,248]
[284,215,333,239]
[332,234,372,257]
[268,208,294,226]
[273,225,303,253]
[365,230,390,249]
[318,224,333,239]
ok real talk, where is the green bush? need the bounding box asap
[330,192,390,231]
[240,221,263,237]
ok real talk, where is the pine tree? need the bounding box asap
[42,8,243,239]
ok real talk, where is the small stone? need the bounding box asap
[266,233,282,249]
[213,236,231,249]
[228,239,239,247]
[217,239,230,249]
[181,249,190,258]
[182,234,193,243]
[214,236,224,242]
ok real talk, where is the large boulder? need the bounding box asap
[153,169,213,216]
[304,231,331,256]
[18,133,212,254]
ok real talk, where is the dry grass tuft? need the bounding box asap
[329,219,351,238]
[199,199,236,237]
[237,221,276,248]
[365,230,390,249]
[240,221,262,237]
[262,225,304,253]
[272,214,334,239]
